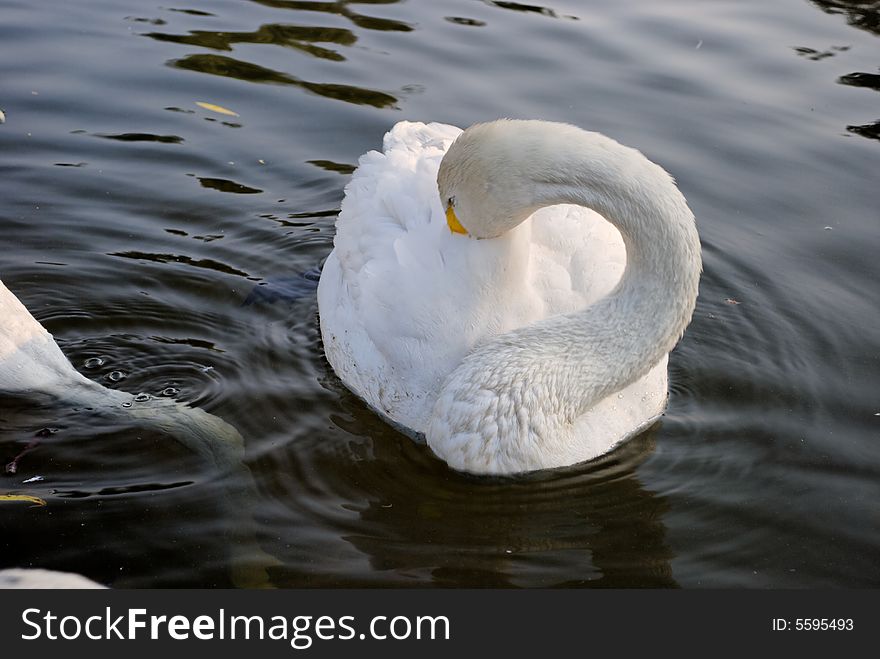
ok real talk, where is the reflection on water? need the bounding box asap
[147,23,357,62]
[170,53,398,108]
[484,1,561,19]
[847,122,880,140]
[0,363,274,588]
[194,176,264,194]
[798,2,880,141]
[344,461,677,588]
[841,108,879,142]
[261,377,677,588]
[109,251,252,277]
[809,0,880,34]
[840,71,880,90]
[794,45,850,61]
[307,159,356,174]
[96,132,184,144]
[248,0,413,32]
[444,17,487,27]
[837,68,880,140]
[168,8,216,18]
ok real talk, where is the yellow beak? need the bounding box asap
[446,204,468,235]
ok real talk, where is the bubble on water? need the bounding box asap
[161,387,179,397]
[107,370,126,382]
[617,393,624,399]
[84,357,105,369]
[121,402,132,408]
[134,393,151,403]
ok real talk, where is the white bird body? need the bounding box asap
[318,120,700,474]
[1,279,284,587]
[0,278,244,469]
[1,279,102,394]
[0,568,106,589]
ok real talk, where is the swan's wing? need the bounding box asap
[381,120,462,159]
[319,122,466,430]
[331,121,461,274]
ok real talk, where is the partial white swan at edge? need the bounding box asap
[0,278,279,588]
[318,119,701,475]
[0,278,243,470]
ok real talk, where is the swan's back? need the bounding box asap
[0,279,93,393]
[318,121,627,433]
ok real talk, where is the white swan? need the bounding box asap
[0,278,243,468]
[1,277,283,587]
[318,119,701,475]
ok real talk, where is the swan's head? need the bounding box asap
[437,120,550,239]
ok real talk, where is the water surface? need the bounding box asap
[1,0,878,587]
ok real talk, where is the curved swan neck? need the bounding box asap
[428,124,701,473]
[526,129,701,400]
[535,134,700,323]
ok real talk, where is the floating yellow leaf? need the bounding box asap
[0,494,47,506]
[196,102,239,117]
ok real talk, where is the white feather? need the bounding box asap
[318,120,701,474]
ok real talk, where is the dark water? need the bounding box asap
[1,0,878,587]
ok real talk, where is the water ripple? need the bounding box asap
[248,0,414,32]
[1,0,878,588]
[146,23,357,61]
[169,53,398,108]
